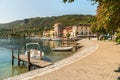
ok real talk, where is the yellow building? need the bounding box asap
[54,23,63,37]
[43,23,92,38]
[76,24,91,36]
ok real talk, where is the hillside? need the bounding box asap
[0,14,95,37]
[0,20,24,29]
[0,14,95,29]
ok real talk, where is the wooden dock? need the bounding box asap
[12,49,53,71]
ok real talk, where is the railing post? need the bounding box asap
[27,50,31,71]
[12,48,14,65]
[18,49,20,66]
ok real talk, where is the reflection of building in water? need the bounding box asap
[43,41,61,48]
[49,41,55,48]
[42,41,50,46]
[49,41,61,48]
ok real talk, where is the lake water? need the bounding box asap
[0,38,73,79]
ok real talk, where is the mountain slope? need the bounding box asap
[0,14,95,30]
[0,20,24,29]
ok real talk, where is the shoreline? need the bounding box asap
[5,39,98,80]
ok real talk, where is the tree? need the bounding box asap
[63,0,120,34]
[116,28,120,43]
[96,1,120,33]
[66,32,70,39]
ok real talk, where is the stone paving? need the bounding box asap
[29,40,120,80]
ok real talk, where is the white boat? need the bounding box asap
[51,38,62,41]
[40,37,51,40]
[25,43,44,59]
[52,46,73,51]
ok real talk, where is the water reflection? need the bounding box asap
[42,40,61,48]
[0,38,73,79]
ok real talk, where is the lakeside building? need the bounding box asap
[54,23,93,38]
[43,23,95,38]
[75,24,92,36]
[54,23,63,37]
[43,29,55,38]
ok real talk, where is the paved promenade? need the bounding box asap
[29,39,120,80]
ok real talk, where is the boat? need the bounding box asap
[25,42,44,59]
[51,38,62,41]
[52,46,73,51]
[40,37,51,40]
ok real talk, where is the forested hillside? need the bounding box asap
[0,14,95,37]
[0,20,24,29]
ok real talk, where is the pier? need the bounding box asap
[12,48,53,71]
[61,38,79,52]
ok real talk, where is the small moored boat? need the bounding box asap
[40,37,51,40]
[51,38,62,41]
[25,42,44,59]
[52,46,73,51]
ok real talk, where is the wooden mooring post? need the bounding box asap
[40,51,42,60]
[27,50,31,71]
[17,49,20,66]
[11,48,53,71]
[12,48,14,65]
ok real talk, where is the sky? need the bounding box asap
[0,0,98,23]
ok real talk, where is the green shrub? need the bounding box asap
[117,39,120,44]
[116,31,120,43]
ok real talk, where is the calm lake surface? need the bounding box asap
[0,38,73,79]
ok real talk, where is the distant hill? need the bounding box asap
[0,14,95,37]
[0,20,24,29]
[0,14,95,30]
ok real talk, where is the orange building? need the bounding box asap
[63,26,73,38]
